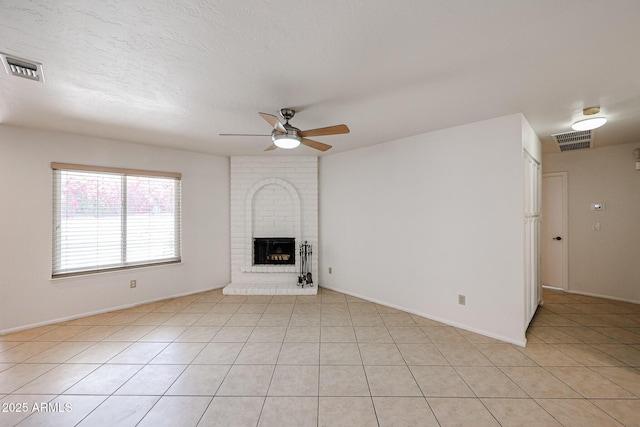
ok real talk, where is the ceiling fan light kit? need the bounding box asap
[220,108,349,152]
[273,133,301,149]
[571,106,607,131]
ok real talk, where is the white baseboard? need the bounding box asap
[320,285,527,347]
[543,285,640,305]
[564,289,640,305]
[0,284,227,336]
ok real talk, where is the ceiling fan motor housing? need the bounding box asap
[283,122,300,134]
[279,108,296,122]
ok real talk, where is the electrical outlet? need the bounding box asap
[130,280,137,288]
[328,267,332,274]
[458,294,466,305]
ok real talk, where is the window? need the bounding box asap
[52,163,181,277]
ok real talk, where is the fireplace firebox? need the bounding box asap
[253,238,296,265]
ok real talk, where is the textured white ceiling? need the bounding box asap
[1,0,640,156]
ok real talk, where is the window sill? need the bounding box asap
[50,261,183,282]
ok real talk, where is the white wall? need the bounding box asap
[319,114,534,345]
[0,125,230,333]
[543,141,640,303]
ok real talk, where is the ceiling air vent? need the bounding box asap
[551,130,592,152]
[0,53,45,83]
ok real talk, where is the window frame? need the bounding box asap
[51,162,182,278]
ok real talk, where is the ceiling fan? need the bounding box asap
[220,108,349,152]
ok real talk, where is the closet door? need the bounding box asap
[524,151,541,326]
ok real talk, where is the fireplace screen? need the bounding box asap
[253,238,296,265]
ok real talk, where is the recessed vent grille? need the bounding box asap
[551,130,592,152]
[0,53,45,83]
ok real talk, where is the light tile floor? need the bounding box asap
[0,288,639,426]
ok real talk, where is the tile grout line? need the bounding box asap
[2,287,639,426]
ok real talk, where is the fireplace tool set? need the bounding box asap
[298,241,313,287]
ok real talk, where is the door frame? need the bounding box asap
[542,172,569,290]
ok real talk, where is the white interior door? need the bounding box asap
[524,152,541,326]
[542,173,568,289]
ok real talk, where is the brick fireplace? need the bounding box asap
[225,156,318,294]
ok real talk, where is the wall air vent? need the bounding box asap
[0,53,45,83]
[551,130,592,152]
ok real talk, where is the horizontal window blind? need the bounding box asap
[52,163,181,277]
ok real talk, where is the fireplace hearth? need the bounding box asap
[254,238,296,265]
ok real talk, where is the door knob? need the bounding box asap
[553,236,562,241]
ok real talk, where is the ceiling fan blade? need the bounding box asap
[219,133,271,136]
[259,112,286,132]
[264,144,278,151]
[301,138,332,152]
[299,124,350,137]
